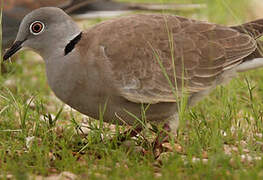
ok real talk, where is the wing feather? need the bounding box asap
[88,14,257,104]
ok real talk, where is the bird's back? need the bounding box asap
[78,14,256,105]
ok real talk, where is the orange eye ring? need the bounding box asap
[30,21,45,35]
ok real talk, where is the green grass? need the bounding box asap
[1,0,263,179]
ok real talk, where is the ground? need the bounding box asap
[1,0,263,179]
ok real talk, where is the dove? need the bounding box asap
[3,7,263,144]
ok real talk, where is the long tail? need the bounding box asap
[231,19,263,39]
[243,40,263,61]
[236,40,263,72]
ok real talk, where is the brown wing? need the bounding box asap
[86,14,257,104]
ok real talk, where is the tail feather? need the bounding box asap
[243,40,263,61]
[231,19,263,39]
[236,40,263,72]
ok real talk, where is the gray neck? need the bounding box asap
[44,49,84,103]
[40,21,81,61]
[41,22,82,101]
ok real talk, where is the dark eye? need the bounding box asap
[30,21,45,35]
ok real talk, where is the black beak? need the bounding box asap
[3,41,24,61]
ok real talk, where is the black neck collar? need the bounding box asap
[64,32,82,56]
